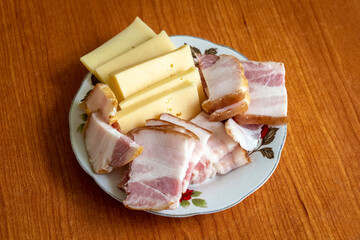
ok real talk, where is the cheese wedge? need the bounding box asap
[110,44,195,101]
[95,31,176,84]
[80,17,156,79]
[119,67,205,109]
[115,82,201,133]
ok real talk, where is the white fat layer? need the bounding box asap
[124,181,178,210]
[132,129,191,152]
[86,86,117,122]
[214,146,249,174]
[85,113,123,173]
[241,61,285,78]
[192,113,237,155]
[213,97,250,113]
[128,157,185,182]
[204,56,245,99]
[246,83,287,116]
[240,61,287,117]
[128,131,195,184]
[110,107,117,117]
[190,112,239,183]
[190,149,217,184]
[159,114,212,146]
[225,119,260,151]
[190,144,204,163]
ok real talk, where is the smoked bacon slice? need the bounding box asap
[84,112,142,174]
[197,54,250,121]
[233,61,288,125]
[124,127,197,211]
[159,114,212,190]
[81,83,118,124]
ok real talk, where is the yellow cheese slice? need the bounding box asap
[119,67,205,109]
[80,17,156,79]
[110,44,195,101]
[115,82,201,133]
[95,31,176,84]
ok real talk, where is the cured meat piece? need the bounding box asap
[159,113,212,147]
[159,113,213,189]
[208,91,250,121]
[145,120,199,192]
[190,146,217,184]
[225,118,262,151]
[197,54,250,120]
[84,112,143,174]
[233,61,288,125]
[124,127,197,210]
[214,146,250,175]
[145,120,199,141]
[190,112,238,183]
[118,166,130,190]
[145,119,202,192]
[191,112,238,159]
[81,83,118,124]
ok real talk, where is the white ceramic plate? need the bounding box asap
[69,35,287,217]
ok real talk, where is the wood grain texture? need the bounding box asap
[1,0,359,239]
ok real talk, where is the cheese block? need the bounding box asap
[119,67,205,109]
[110,44,195,101]
[95,31,176,84]
[115,82,201,133]
[80,17,156,79]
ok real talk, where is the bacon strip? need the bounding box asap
[225,118,262,151]
[214,145,250,175]
[159,113,212,189]
[197,54,250,121]
[124,127,197,210]
[233,61,288,125]
[81,83,118,124]
[190,112,238,183]
[84,112,142,174]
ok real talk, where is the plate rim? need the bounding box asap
[69,35,287,217]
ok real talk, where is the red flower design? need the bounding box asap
[261,125,269,139]
[180,189,194,202]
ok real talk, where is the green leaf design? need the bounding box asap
[192,198,207,208]
[204,48,218,55]
[91,74,101,86]
[259,148,274,159]
[188,45,201,58]
[262,127,279,145]
[77,123,85,133]
[180,200,190,208]
[80,113,88,121]
[191,191,202,198]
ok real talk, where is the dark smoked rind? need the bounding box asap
[233,114,288,125]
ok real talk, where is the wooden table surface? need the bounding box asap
[1,0,359,239]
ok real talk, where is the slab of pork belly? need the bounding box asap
[84,112,143,174]
[159,114,213,190]
[81,83,118,124]
[233,61,288,125]
[197,54,250,121]
[214,145,250,175]
[124,127,197,211]
[225,118,262,151]
[190,112,239,183]
[145,118,202,193]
